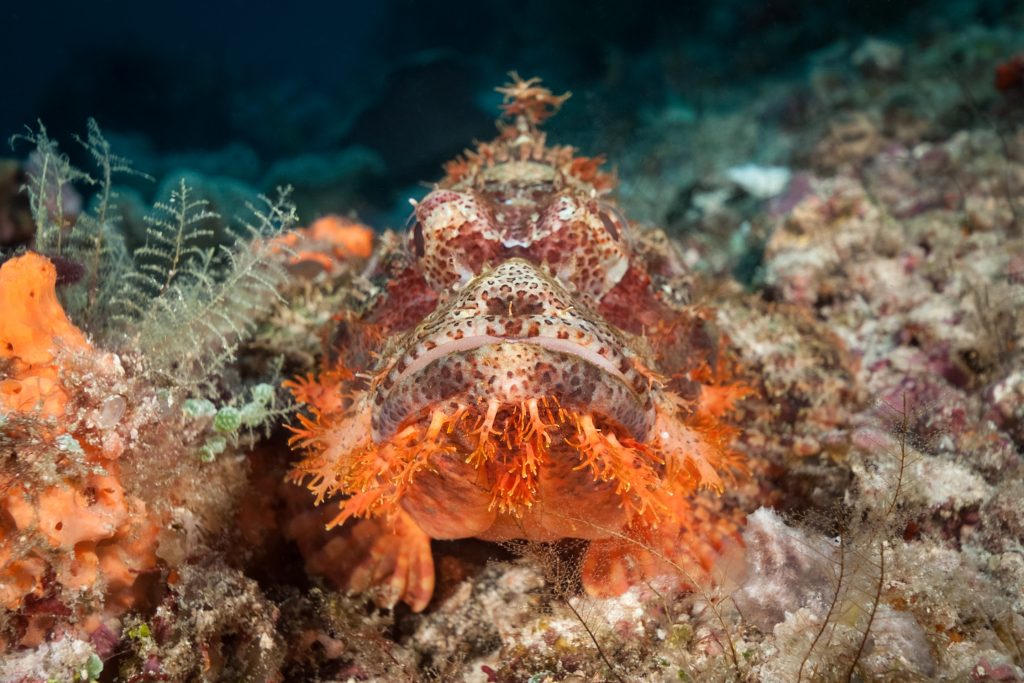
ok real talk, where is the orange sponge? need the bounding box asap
[0,252,90,416]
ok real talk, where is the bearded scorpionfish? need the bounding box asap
[286,75,750,611]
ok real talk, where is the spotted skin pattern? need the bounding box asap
[372,259,655,441]
[287,75,749,612]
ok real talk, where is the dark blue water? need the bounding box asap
[2,0,1017,227]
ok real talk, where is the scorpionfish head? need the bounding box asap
[287,75,749,609]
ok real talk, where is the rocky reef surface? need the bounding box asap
[1,13,1023,683]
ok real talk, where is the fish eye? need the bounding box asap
[405,211,426,258]
[596,203,629,241]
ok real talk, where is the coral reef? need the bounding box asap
[0,122,303,676]
[0,252,160,648]
[1,10,1023,681]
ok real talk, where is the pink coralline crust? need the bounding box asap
[287,75,752,612]
[0,253,160,649]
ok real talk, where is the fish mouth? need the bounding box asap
[366,337,660,530]
[370,259,657,443]
[388,333,633,393]
[371,339,654,443]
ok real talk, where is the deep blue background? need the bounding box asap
[3,0,1015,214]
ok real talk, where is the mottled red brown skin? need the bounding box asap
[287,76,749,612]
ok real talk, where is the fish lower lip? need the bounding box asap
[388,334,631,391]
[373,340,653,442]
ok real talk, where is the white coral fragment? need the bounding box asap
[725,164,792,199]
